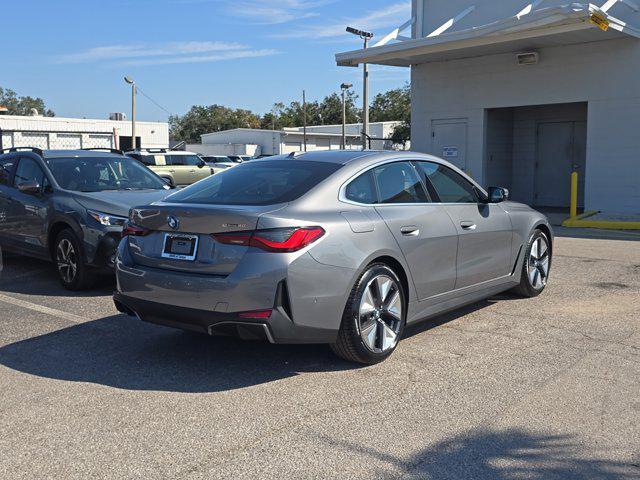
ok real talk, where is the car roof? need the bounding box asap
[0,149,126,160]
[262,150,382,165]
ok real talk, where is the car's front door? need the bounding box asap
[10,156,52,256]
[0,155,18,248]
[416,161,512,289]
[361,161,459,301]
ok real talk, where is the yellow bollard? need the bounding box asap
[570,171,579,219]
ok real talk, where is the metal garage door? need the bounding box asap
[431,119,468,171]
[52,133,82,149]
[282,142,302,154]
[20,132,50,149]
[84,134,113,149]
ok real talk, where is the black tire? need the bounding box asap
[331,263,406,365]
[54,229,95,291]
[512,229,551,298]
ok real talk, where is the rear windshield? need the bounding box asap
[167,160,341,206]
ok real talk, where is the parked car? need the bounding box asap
[0,147,172,290]
[125,149,211,187]
[200,156,237,174]
[114,150,553,364]
[227,155,254,163]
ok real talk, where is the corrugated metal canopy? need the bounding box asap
[336,4,640,67]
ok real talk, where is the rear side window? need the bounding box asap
[373,162,429,204]
[167,160,342,206]
[0,158,16,186]
[166,155,202,166]
[345,170,377,204]
[416,162,477,203]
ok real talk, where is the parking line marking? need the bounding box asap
[0,293,85,324]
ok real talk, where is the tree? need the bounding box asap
[0,87,55,116]
[170,104,261,143]
[369,83,411,148]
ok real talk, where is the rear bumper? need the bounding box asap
[113,292,337,344]
[114,238,356,344]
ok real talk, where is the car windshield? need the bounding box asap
[167,160,341,206]
[46,156,168,192]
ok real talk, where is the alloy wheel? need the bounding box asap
[358,275,403,353]
[56,238,77,284]
[527,236,550,290]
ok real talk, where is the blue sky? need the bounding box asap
[3,0,411,122]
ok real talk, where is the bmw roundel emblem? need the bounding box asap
[167,215,180,230]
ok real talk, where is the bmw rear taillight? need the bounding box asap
[212,227,325,253]
[121,222,150,239]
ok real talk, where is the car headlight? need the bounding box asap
[88,210,128,227]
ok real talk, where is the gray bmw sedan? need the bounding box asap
[114,150,552,364]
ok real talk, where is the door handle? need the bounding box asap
[460,221,477,230]
[400,226,420,237]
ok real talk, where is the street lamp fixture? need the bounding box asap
[124,76,137,150]
[340,83,353,150]
[346,26,373,150]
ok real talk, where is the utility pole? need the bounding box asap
[302,90,307,152]
[346,27,374,150]
[340,83,353,150]
[124,77,136,150]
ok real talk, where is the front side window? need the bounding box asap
[13,157,46,188]
[168,160,341,206]
[373,162,429,204]
[0,158,16,186]
[416,162,478,203]
[345,170,377,204]
[46,156,168,192]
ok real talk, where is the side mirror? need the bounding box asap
[488,186,509,203]
[18,181,41,195]
[197,159,206,168]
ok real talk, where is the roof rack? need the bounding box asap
[0,147,44,156]
[81,148,125,155]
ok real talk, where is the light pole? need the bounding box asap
[124,76,136,150]
[346,27,373,150]
[340,83,353,150]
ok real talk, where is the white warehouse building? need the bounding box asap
[337,1,640,213]
[199,121,402,156]
[0,114,169,151]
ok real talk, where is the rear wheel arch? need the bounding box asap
[366,255,410,308]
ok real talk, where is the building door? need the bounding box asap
[431,119,467,172]
[535,121,587,208]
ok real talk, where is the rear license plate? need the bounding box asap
[162,234,199,261]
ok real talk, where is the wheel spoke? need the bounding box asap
[381,323,397,351]
[539,257,550,277]
[528,266,538,285]
[386,291,402,321]
[360,287,376,316]
[538,239,548,259]
[376,277,392,306]
[360,320,378,351]
[531,239,539,259]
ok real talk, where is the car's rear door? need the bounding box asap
[416,161,512,289]
[358,161,458,301]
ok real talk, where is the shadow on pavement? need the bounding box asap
[0,254,114,297]
[319,428,639,479]
[0,314,355,393]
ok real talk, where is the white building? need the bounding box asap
[0,114,169,151]
[337,1,640,213]
[199,121,403,156]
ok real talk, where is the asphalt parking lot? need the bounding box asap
[0,228,639,479]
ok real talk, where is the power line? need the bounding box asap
[135,85,173,116]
